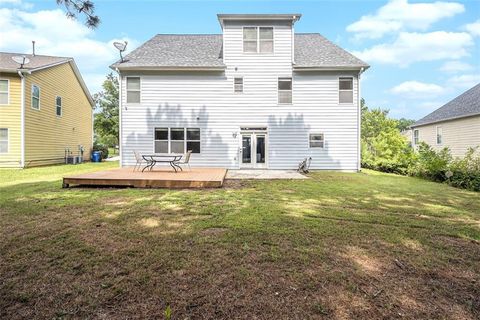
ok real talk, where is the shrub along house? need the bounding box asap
[111,14,369,170]
[0,52,94,168]
[411,83,480,158]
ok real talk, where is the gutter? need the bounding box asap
[293,65,370,71]
[115,68,123,167]
[110,66,227,72]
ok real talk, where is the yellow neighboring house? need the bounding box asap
[0,52,94,168]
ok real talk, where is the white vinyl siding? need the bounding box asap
[126,77,140,103]
[0,128,8,153]
[120,19,360,170]
[0,79,9,105]
[31,84,40,110]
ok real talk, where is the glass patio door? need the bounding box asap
[240,131,267,168]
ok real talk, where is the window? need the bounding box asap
[309,133,325,148]
[154,128,169,153]
[243,27,273,53]
[126,77,140,103]
[56,96,62,116]
[339,77,353,104]
[413,130,419,145]
[187,128,201,153]
[0,79,9,105]
[0,128,8,153]
[278,78,292,104]
[32,84,40,110]
[154,128,201,154]
[436,126,442,145]
[234,77,243,93]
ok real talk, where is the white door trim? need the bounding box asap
[239,127,268,169]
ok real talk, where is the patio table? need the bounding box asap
[141,154,183,172]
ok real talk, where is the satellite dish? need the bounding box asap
[12,55,30,68]
[113,41,128,62]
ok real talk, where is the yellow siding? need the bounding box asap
[24,62,93,167]
[0,73,22,168]
[413,116,480,158]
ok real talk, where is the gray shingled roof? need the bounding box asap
[0,52,71,72]
[110,33,368,69]
[412,83,480,127]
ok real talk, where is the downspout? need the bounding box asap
[116,68,123,167]
[357,67,365,172]
[18,70,25,168]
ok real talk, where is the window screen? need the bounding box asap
[339,78,353,104]
[126,77,140,103]
[234,77,243,93]
[0,128,8,153]
[0,80,8,105]
[278,78,292,104]
[32,85,40,109]
[309,133,324,148]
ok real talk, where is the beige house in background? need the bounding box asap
[0,52,93,168]
[410,83,480,158]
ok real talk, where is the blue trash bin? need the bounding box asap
[91,151,102,162]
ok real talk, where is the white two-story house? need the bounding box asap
[111,14,369,170]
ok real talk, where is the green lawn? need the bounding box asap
[0,163,479,319]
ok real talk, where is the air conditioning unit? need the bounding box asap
[66,156,77,165]
[75,156,83,164]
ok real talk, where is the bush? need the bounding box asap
[408,142,451,182]
[93,141,109,160]
[447,148,480,191]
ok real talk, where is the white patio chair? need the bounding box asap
[133,151,145,172]
[177,150,192,171]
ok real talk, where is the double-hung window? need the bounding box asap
[32,84,40,110]
[0,79,9,105]
[413,129,419,145]
[234,77,243,93]
[243,27,273,53]
[278,78,292,104]
[0,128,8,153]
[436,127,443,145]
[154,128,201,154]
[309,133,325,148]
[56,96,62,116]
[339,77,353,104]
[126,77,140,103]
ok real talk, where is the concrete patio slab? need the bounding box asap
[226,169,308,180]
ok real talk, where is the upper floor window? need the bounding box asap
[413,129,419,145]
[234,77,243,93]
[126,77,140,103]
[339,77,353,104]
[243,27,273,53]
[0,79,9,105]
[32,84,40,110]
[0,128,8,153]
[154,128,201,154]
[436,126,442,145]
[278,78,292,104]
[56,96,62,116]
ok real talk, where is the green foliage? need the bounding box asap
[361,101,414,174]
[93,141,109,160]
[408,142,451,182]
[94,73,119,148]
[164,305,172,320]
[396,118,416,132]
[447,148,480,191]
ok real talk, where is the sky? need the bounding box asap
[0,0,479,120]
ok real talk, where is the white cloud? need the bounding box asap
[464,19,480,37]
[353,31,473,66]
[0,7,136,93]
[346,0,465,39]
[447,74,480,90]
[439,61,473,73]
[390,81,444,97]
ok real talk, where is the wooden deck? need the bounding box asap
[63,167,227,188]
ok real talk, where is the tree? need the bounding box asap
[56,0,100,28]
[94,73,119,149]
[361,100,415,173]
[396,118,416,132]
